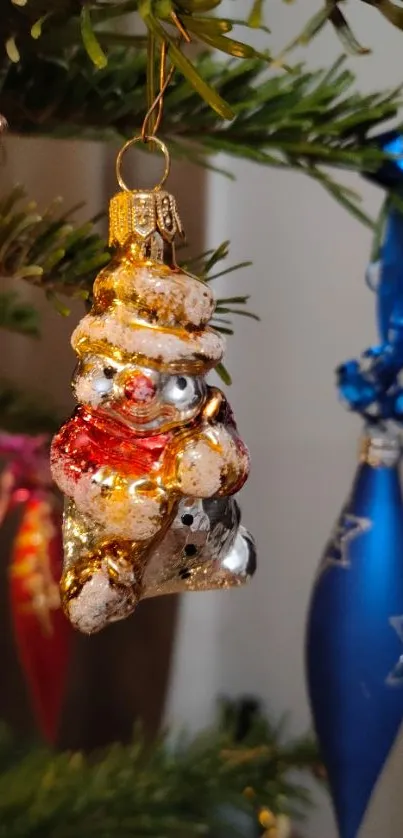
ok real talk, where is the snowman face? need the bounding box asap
[73,354,206,433]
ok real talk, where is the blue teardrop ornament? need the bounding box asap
[363,130,403,191]
[377,209,403,344]
[306,431,403,838]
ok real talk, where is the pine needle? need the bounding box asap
[0,700,321,836]
[1,52,399,222]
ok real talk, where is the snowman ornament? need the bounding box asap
[51,173,256,634]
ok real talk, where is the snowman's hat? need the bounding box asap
[72,189,225,374]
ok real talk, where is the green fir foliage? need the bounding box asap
[0,379,60,433]
[2,0,403,79]
[2,0,271,118]
[1,49,401,222]
[286,1,403,49]
[0,702,321,838]
[0,186,256,320]
[0,291,40,337]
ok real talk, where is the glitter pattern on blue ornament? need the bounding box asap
[306,131,403,838]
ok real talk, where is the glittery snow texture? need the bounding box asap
[93,264,215,329]
[72,314,225,368]
[73,473,166,540]
[68,570,135,634]
[177,425,249,498]
[178,440,223,497]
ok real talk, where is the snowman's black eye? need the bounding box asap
[163,375,205,408]
[103,366,116,379]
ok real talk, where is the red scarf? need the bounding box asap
[53,406,173,482]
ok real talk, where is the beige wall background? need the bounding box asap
[3,3,403,836]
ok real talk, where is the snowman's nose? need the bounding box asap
[124,373,156,404]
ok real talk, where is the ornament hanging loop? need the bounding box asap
[115,37,175,192]
[115,135,171,192]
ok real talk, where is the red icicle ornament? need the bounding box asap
[0,433,73,744]
[9,493,72,743]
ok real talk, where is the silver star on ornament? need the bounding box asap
[386,616,403,687]
[318,512,371,579]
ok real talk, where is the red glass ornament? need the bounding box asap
[9,493,72,744]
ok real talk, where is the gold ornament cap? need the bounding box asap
[110,134,184,251]
[109,189,184,248]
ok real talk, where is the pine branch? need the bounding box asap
[0,380,60,434]
[1,51,400,222]
[2,0,402,133]
[1,0,270,119]
[0,186,110,301]
[278,2,403,56]
[0,702,320,837]
[0,187,255,312]
[0,291,40,337]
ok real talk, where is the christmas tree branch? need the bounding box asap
[0,186,110,301]
[0,187,255,315]
[0,379,60,434]
[284,1,403,50]
[2,0,403,136]
[0,291,40,337]
[1,0,270,119]
[0,700,320,837]
[4,0,403,77]
[1,51,400,224]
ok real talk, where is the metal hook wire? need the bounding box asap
[141,41,175,142]
[115,20,191,191]
[141,13,191,142]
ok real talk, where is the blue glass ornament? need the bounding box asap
[336,205,403,425]
[377,209,403,343]
[306,430,403,838]
[364,130,403,191]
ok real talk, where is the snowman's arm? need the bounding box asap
[175,388,250,498]
[50,416,93,497]
[51,417,168,541]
